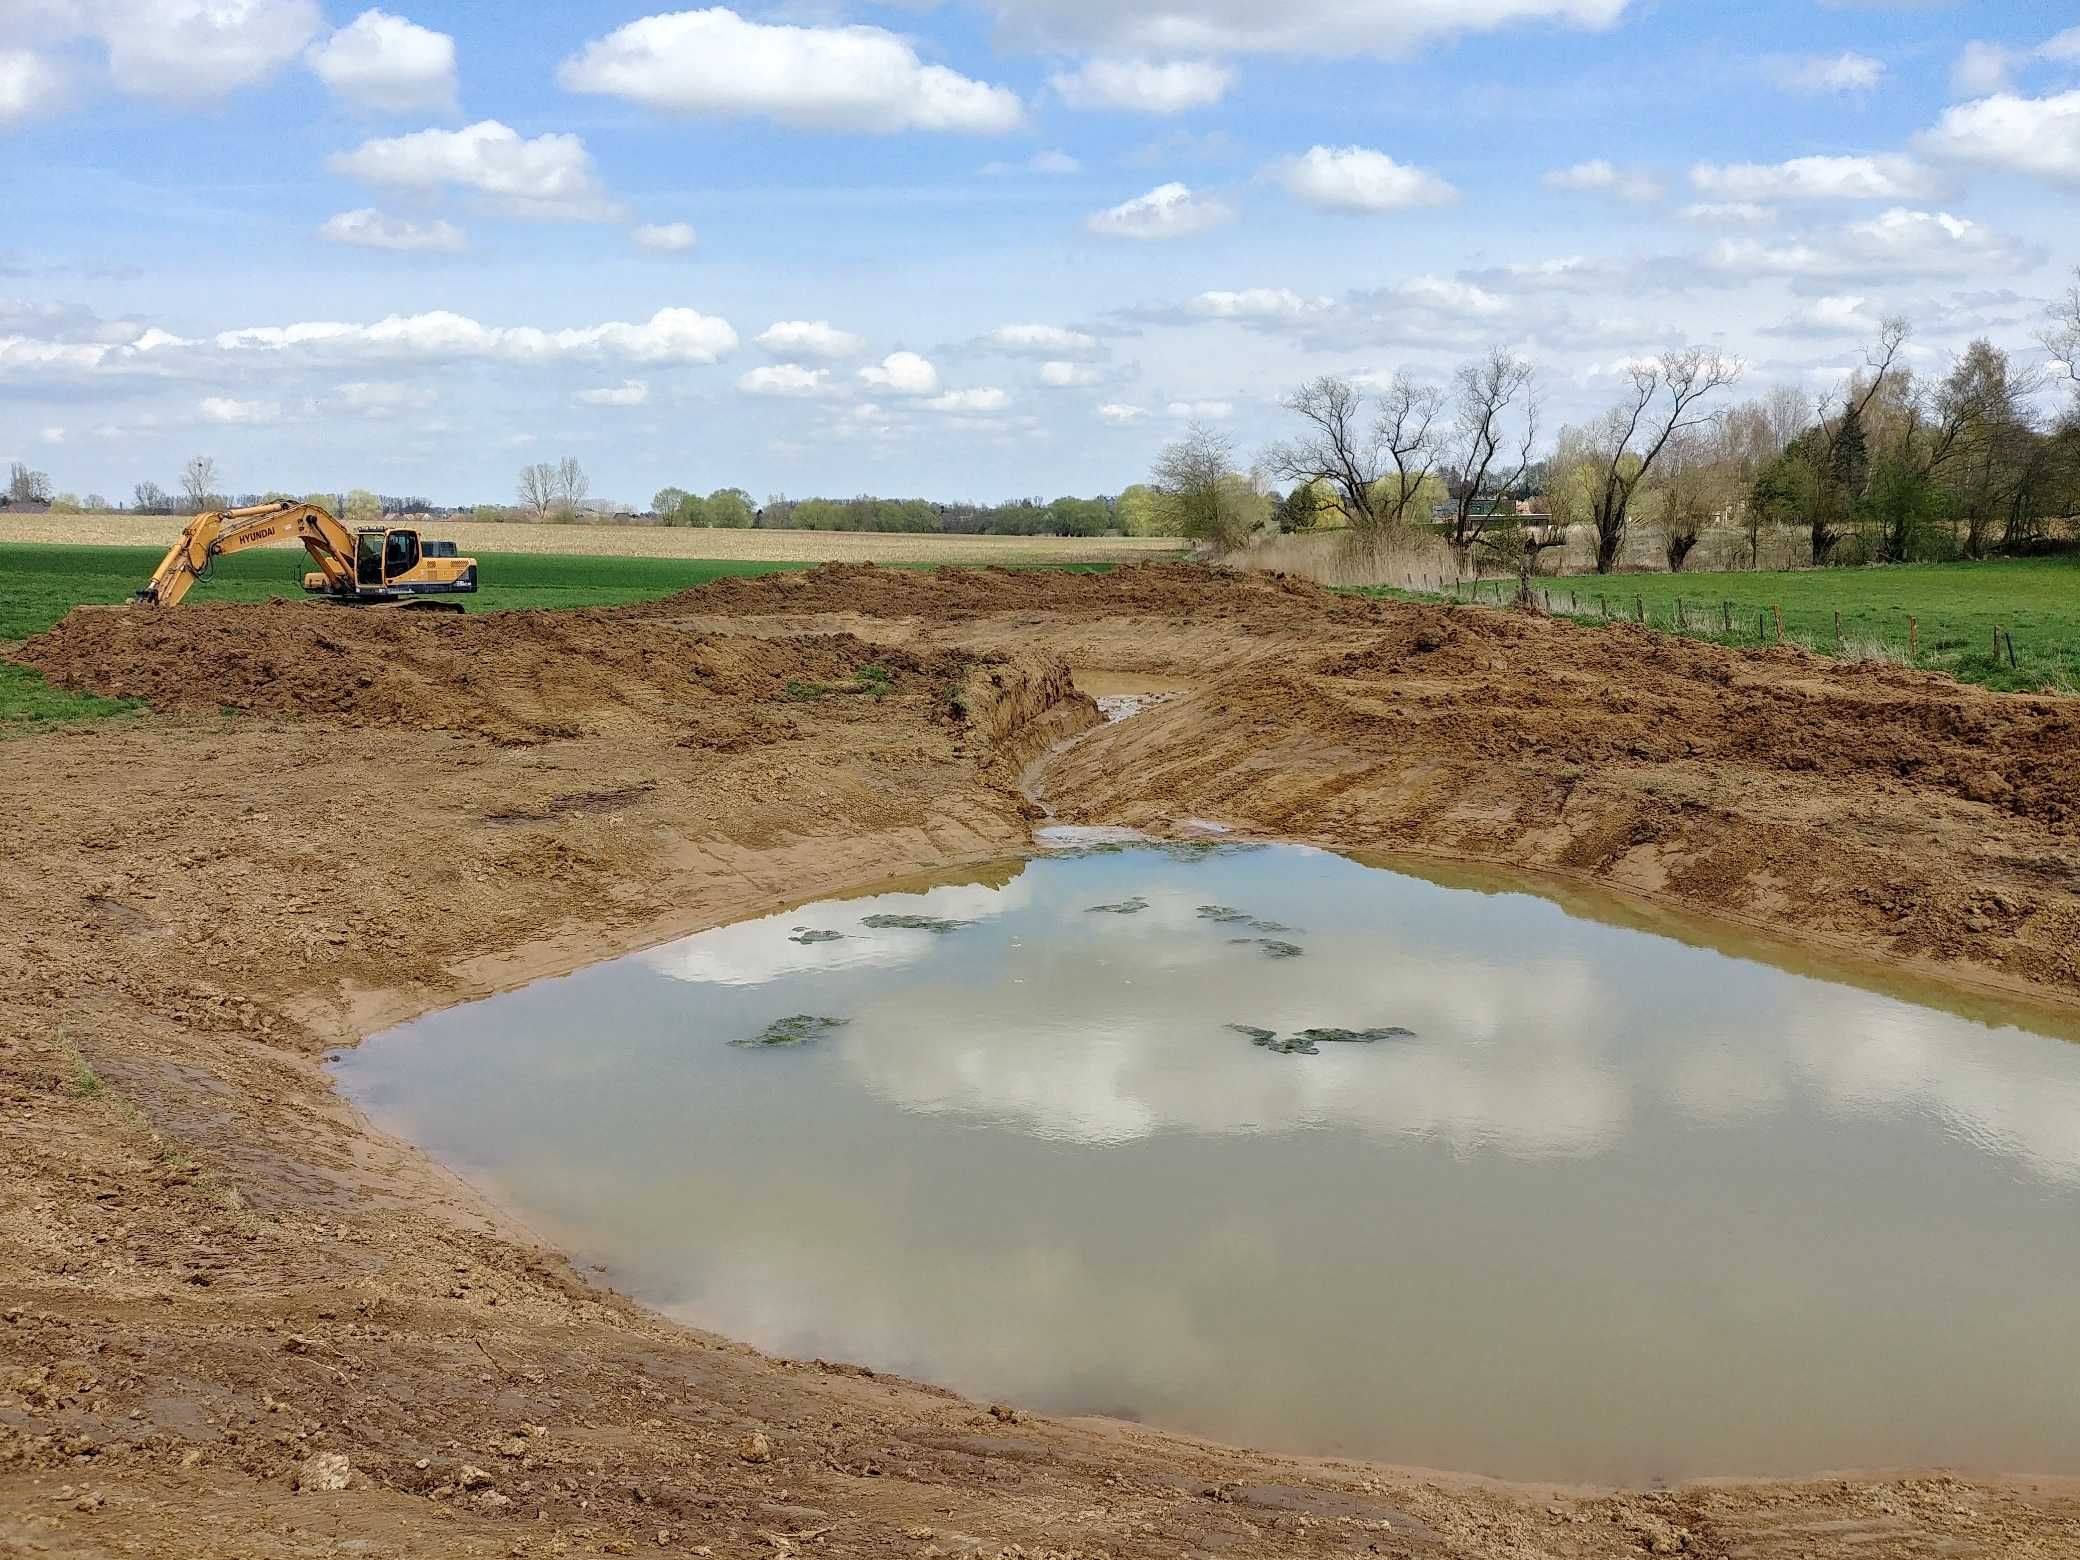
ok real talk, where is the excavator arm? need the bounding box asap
[134,502,358,607]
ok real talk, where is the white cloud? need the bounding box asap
[1950,41,2012,99]
[0,49,63,122]
[1274,145,1458,212]
[1768,51,1883,95]
[1086,181,1235,238]
[1395,274,1508,317]
[757,320,865,359]
[1711,208,2026,283]
[2046,27,2080,64]
[1760,293,1885,338]
[1188,287,1328,321]
[1919,90,2080,188]
[333,380,436,416]
[199,395,279,424]
[576,379,648,407]
[307,8,456,113]
[983,322,1101,356]
[317,207,466,252]
[1679,200,1775,226]
[558,8,1022,134]
[737,363,835,396]
[981,0,1631,58]
[1097,402,1145,424]
[328,120,620,220]
[1542,158,1662,202]
[925,386,1010,413]
[1689,153,1943,202]
[857,350,940,394]
[94,0,319,100]
[632,221,698,251]
[1166,399,1232,418]
[1050,57,1232,113]
[1039,360,1102,386]
[214,306,738,364]
[1028,147,1080,174]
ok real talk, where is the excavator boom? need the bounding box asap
[134,500,477,608]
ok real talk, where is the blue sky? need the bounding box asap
[3,0,2077,507]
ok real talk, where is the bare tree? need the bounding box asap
[1586,347,1741,574]
[1808,317,1908,563]
[1762,383,1814,458]
[7,463,51,503]
[2044,267,2080,394]
[1261,373,1442,545]
[1445,348,1537,558]
[517,462,557,521]
[179,455,219,514]
[555,455,590,518]
[1153,421,1253,550]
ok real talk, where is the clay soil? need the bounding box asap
[4,564,2079,1559]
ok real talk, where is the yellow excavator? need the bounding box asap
[133,500,479,610]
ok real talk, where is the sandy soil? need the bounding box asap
[5,564,2079,1559]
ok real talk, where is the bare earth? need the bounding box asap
[4,564,2078,1559]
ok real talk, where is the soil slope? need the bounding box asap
[5,567,2078,1559]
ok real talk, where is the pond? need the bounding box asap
[335,844,2080,1485]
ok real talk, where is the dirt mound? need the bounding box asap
[20,603,979,745]
[640,559,1385,630]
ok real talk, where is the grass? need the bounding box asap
[1376,555,2080,694]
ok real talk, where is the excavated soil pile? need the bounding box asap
[641,559,1386,630]
[21,603,982,746]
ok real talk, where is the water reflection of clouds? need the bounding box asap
[639,876,1036,987]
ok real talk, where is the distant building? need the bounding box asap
[0,497,52,514]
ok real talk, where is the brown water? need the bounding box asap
[335,844,2080,1484]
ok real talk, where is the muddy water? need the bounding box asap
[336,845,2080,1484]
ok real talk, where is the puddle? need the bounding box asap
[336,845,2080,1485]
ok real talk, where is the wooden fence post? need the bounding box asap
[1634,595,1644,624]
[1833,608,1842,646]
[1908,615,1918,659]
[1722,600,1732,634]
[1773,604,1785,644]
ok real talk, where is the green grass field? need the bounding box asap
[1385,556,2080,694]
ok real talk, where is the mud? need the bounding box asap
[5,562,2080,1557]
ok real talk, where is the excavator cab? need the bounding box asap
[355,528,421,587]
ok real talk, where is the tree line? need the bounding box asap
[1155,270,2080,576]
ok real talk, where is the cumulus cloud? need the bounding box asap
[1710,208,2029,284]
[631,221,697,251]
[1086,181,1235,238]
[1050,57,1232,113]
[1768,51,1883,95]
[213,306,738,364]
[1274,145,1458,212]
[1097,402,1145,423]
[1166,399,1232,418]
[1758,293,1886,338]
[756,320,865,359]
[982,322,1101,357]
[328,120,620,220]
[1038,360,1102,386]
[199,395,279,424]
[307,8,456,113]
[1920,90,2080,187]
[576,379,648,406]
[317,207,466,252]
[737,363,835,396]
[981,0,1631,58]
[332,380,436,416]
[1949,41,2012,99]
[1542,158,1662,202]
[1689,153,1944,202]
[92,0,319,100]
[0,49,63,122]
[925,386,1010,413]
[857,350,940,394]
[1188,287,1329,321]
[558,8,1021,134]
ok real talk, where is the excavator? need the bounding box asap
[133,500,478,609]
